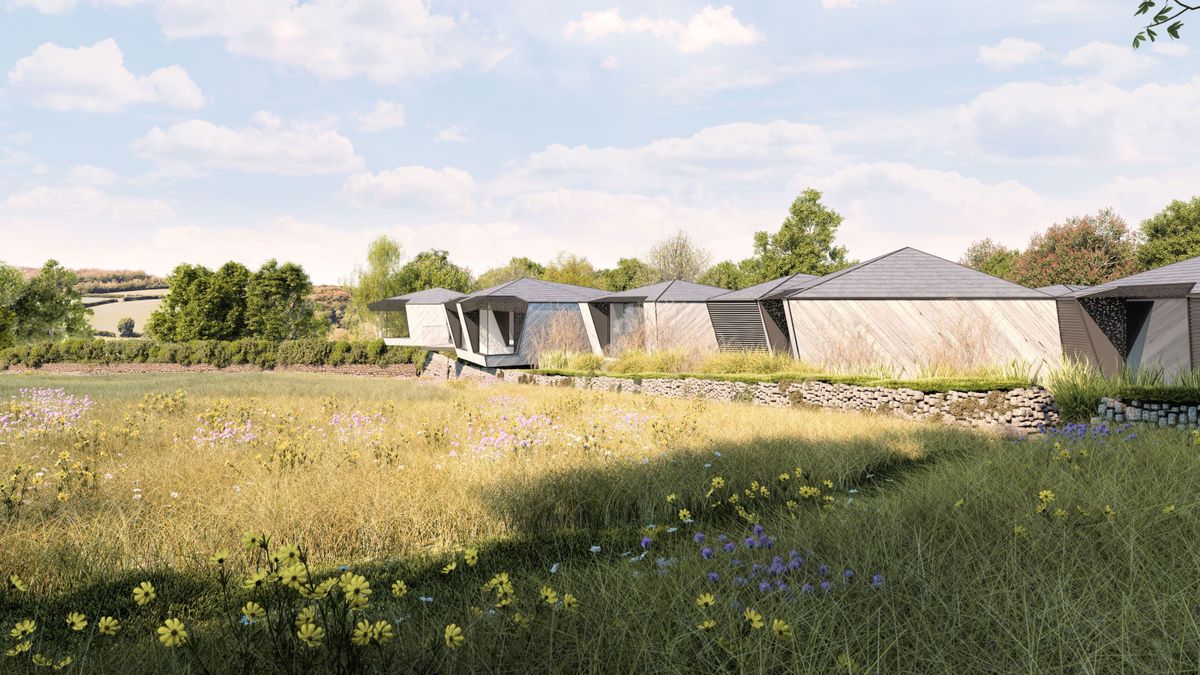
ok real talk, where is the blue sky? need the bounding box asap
[1,0,1198,283]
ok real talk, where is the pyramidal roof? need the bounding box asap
[772,248,1051,300]
[709,272,819,301]
[1077,254,1200,297]
[598,279,727,303]
[459,277,605,303]
[366,287,464,310]
[1037,284,1090,297]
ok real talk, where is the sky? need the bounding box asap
[0,0,1198,284]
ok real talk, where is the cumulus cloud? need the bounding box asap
[563,5,763,53]
[6,39,204,112]
[5,0,142,14]
[152,0,510,83]
[1061,41,1157,80]
[820,0,894,9]
[340,166,475,209]
[978,38,1045,69]
[352,101,406,132]
[132,113,362,175]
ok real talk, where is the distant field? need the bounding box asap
[86,296,162,333]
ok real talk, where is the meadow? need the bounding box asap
[1,372,1198,673]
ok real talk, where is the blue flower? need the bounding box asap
[817,564,830,576]
[733,576,747,587]
[693,532,705,544]
[870,573,884,589]
[820,580,832,592]
[706,571,720,582]
[640,537,652,549]
[701,547,714,559]
[744,537,756,549]
[730,558,742,567]
[723,542,736,553]
[842,569,855,580]
[752,524,765,536]
[240,615,252,626]
[758,581,772,593]
[801,583,814,593]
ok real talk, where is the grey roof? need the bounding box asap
[367,287,464,310]
[709,272,819,301]
[596,279,727,303]
[457,277,605,304]
[775,248,1052,300]
[1037,284,1091,297]
[1076,255,1200,297]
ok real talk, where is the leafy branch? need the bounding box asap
[1133,1,1197,47]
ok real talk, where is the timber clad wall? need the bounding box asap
[643,303,718,353]
[708,301,769,351]
[1191,298,1200,371]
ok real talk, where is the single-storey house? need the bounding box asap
[448,278,605,368]
[770,248,1064,377]
[1057,255,1199,380]
[1037,284,1091,297]
[587,280,728,354]
[367,287,464,349]
[705,273,817,353]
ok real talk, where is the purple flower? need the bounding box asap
[757,535,772,548]
[701,547,714,559]
[744,537,756,549]
[707,571,720,582]
[753,524,765,536]
[640,537,652,549]
[775,580,788,592]
[801,583,814,593]
[733,576,747,587]
[723,542,736,553]
[717,534,728,542]
[817,564,830,577]
[842,569,855,580]
[693,532,705,544]
[820,580,832,592]
[758,581,772,593]
[786,558,802,572]
[730,558,742,568]
[870,573,884,589]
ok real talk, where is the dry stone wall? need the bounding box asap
[1095,397,1199,429]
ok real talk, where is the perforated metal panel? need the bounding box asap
[707,301,768,351]
[1056,299,1092,364]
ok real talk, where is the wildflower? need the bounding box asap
[243,569,271,590]
[695,592,716,608]
[842,569,855,581]
[778,473,790,482]
[442,561,457,575]
[666,493,677,503]
[271,544,301,566]
[295,606,316,629]
[693,532,705,544]
[464,548,479,566]
[1053,508,1068,520]
[340,574,371,609]
[1104,505,1116,520]
[373,620,395,643]
[10,619,36,638]
[65,612,87,631]
[209,550,230,566]
[723,542,736,553]
[820,580,832,592]
[563,593,578,611]
[798,485,820,498]
[242,531,265,549]
[6,641,31,656]
[823,480,834,489]
[710,476,725,489]
[706,571,720,582]
[300,578,338,600]
[743,608,764,629]
[678,508,692,522]
[771,618,792,639]
[541,585,558,605]
[701,546,714,559]
[444,623,464,649]
[640,536,652,549]
[953,498,965,509]
[870,573,884,590]
[696,619,717,630]
[351,620,374,646]
[391,580,408,598]
[1163,504,1177,514]
[132,581,156,606]
[157,618,188,647]
[512,612,529,627]
[279,563,308,590]
[241,601,266,622]
[1013,525,1027,537]
[97,616,120,636]
[550,562,560,574]
[297,623,325,648]
[8,574,28,593]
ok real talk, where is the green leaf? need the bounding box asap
[1133,32,1146,48]
[1147,27,1158,40]
[1168,20,1183,38]
[1136,0,1155,15]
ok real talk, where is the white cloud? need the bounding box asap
[1061,41,1157,80]
[67,164,121,186]
[820,0,894,9]
[661,57,871,100]
[600,55,620,69]
[5,0,142,15]
[6,39,204,112]
[563,5,763,53]
[352,101,406,132]
[132,113,362,175]
[153,0,510,83]
[978,38,1045,69]
[340,166,475,209]
[434,125,470,143]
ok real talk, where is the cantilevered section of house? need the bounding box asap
[770,247,1062,377]
[367,287,465,349]
[448,278,606,368]
[587,280,727,354]
[1058,255,1200,379]
[705,273,817,353]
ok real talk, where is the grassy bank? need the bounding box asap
[1,373,1197,672]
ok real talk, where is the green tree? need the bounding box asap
[743,189,852,285]
[396,249,472,294]
[117,317,136,338]
[345,236,406,334]
[959,239,1021,280]
[473,257,545,290]
[9,260,91,342]
[601,257,657,292]
[0,262,27,348]
[1009,209,1138,287]
[245,260,325,340]
[1133,1,1192,48]
[542,253,603,288]
[1137,196,1200,270]
[698,260,745,290]
[647,231,711,282]
[146,263,251,342]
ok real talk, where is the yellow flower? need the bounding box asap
[1104,505,1116,520]
[1038,489,1055,504]
[300,578,337,600]
[777,473,790,482]
[464,548,479,567]
[1163,504,1177,514]
[1013,525,1027,537]
[391,580,408,598]
[241,531,265,549]
[278,563,308,590]
[10,619,36,638]
[5,641,31,656]
[511,612,529,627]
[132,581,156,606]
[32,654,52,666]
[494,593,514,609]
[953,498,965,509]
[295,606,316,629]
[297,623,324,648]
[65,612,87,631]
[243,569,271,590]
[822,480,834,489]
[442,561,457,574]
[696,619,717,631]
[563,593,578,611]
[798,486,820,498]
[469,606,484,618]
[271,544,301,566]
[710,476,725,489]
[372,620,394,643]
[157,618,188,648]
[8,574,28,593]
[666,493,677,503]
[771,618,792,639]
[695,592,716,608]
[97,616,120,636]
[351,620,374,647]
[678,508,692,521]
[55,655,74,669]
[541,585,558,605]
[1053,508,1068,520]
[743,608,764,629]
[444,623,464,649]
[340,574,371,608]
[209,550,230,566]
[241,602,266,622]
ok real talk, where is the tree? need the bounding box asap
[473,257,545,290]
[0,262,26,348]
[647,231,711,282]
[959,239,1021,280]
[542,253,603,288]
[1133,1,1193,48]
[601,257,657,292]
[345,236,406,333]
[146,263,251,342]
[395,249,472,294]
[245,260,326,340]
[698,260,745,290]
[1137,196,1200,270]
[1009,209,1138,287]
[9,260,91,342]
[117,317,136,338]
[744,189,852,285]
